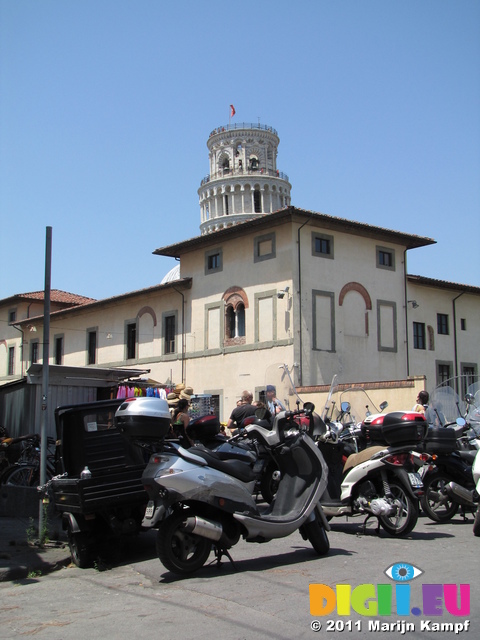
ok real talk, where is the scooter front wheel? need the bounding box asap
[378,481,419,537]
[156,509,211,575]
[473,504,480,537]
[300,512,330,555]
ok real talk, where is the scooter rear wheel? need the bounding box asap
[157,509,211,575]
[420,471,459,522]
[378,481,418,537]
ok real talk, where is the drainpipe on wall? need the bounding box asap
[173,286,186,384]
[452,291,465,396]
[404,250,410,378]
[297,215,312,387]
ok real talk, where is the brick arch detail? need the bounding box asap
[137,306,157,326]
[338,282,372,310]
[222,286,249,309]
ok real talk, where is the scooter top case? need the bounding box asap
[115,397,172,443]
[361,411,428,447]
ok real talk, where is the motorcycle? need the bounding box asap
[115,377,331,576]
[317,381,429,536]
[419,414,479,522]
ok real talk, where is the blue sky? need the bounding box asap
[1,0,479,300]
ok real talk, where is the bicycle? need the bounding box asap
[0,436,57,487]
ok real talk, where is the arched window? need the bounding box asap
[223,288,248,345]
[237,303,245,337]
[254,188,261,213]
[225,305,235,339]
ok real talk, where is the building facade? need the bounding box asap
[1,123,479,425]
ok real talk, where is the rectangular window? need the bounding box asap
[8,347,14,375]
[461,318,466,331]
[461,365,477,398]
[254,233,276,263]
[437,313,449,335]
[437,363,451,385]
[31,341,39,365]
[164,315,176,354]
[54,336,63,365]
[8,309,16,324]
[87,330,97,365]
[413,322,426,350]
[376,246,395,271]
[205,248,223,274]
[126,322,137,360]
[312,232,334,259]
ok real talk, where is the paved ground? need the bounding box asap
[0,510,478,640]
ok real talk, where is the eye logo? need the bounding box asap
[384,562,423,582]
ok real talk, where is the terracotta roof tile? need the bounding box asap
[6,290,96,306]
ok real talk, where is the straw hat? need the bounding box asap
[175,383,186,393]
[167,392,179,407]
[180,390,192,401]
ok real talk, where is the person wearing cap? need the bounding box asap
[266,385,285,415]
[227,391,257,433]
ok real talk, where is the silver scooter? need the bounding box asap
[115,397,330,575]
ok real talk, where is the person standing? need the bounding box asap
[412,390,429,414]
[266,385,286,415]
[227,391,257,432]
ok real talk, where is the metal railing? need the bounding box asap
[209,123,278,137]
[200,167,289,186]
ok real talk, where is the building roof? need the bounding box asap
[407,274,480,296]
[14,278,192,325]
[1,289,96,307]
[153,206,436,258]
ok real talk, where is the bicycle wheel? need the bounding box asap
[1,464,40,487]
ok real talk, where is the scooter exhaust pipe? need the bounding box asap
[445,482,476,507]
[183,516,223,542]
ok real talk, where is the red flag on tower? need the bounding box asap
[230,104,236,118]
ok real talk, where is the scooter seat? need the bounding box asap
[343,445,386,474]
[190,445,257,484]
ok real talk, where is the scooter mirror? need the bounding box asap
[380,401,388,411]
[341,401,351,413]
[465,393,475,405]
[456,417,466,427]
[304,402,315,414]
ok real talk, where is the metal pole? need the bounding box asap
[39,226,52,544]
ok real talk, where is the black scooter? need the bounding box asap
[420,417,479,522]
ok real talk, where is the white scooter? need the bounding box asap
[115,395,330,575]
[473,447,480,536]
[316,406,430,537]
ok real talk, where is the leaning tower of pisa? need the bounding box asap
[198,122,291,235]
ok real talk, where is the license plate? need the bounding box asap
[145,501,155,518]
[408,472,423,488]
